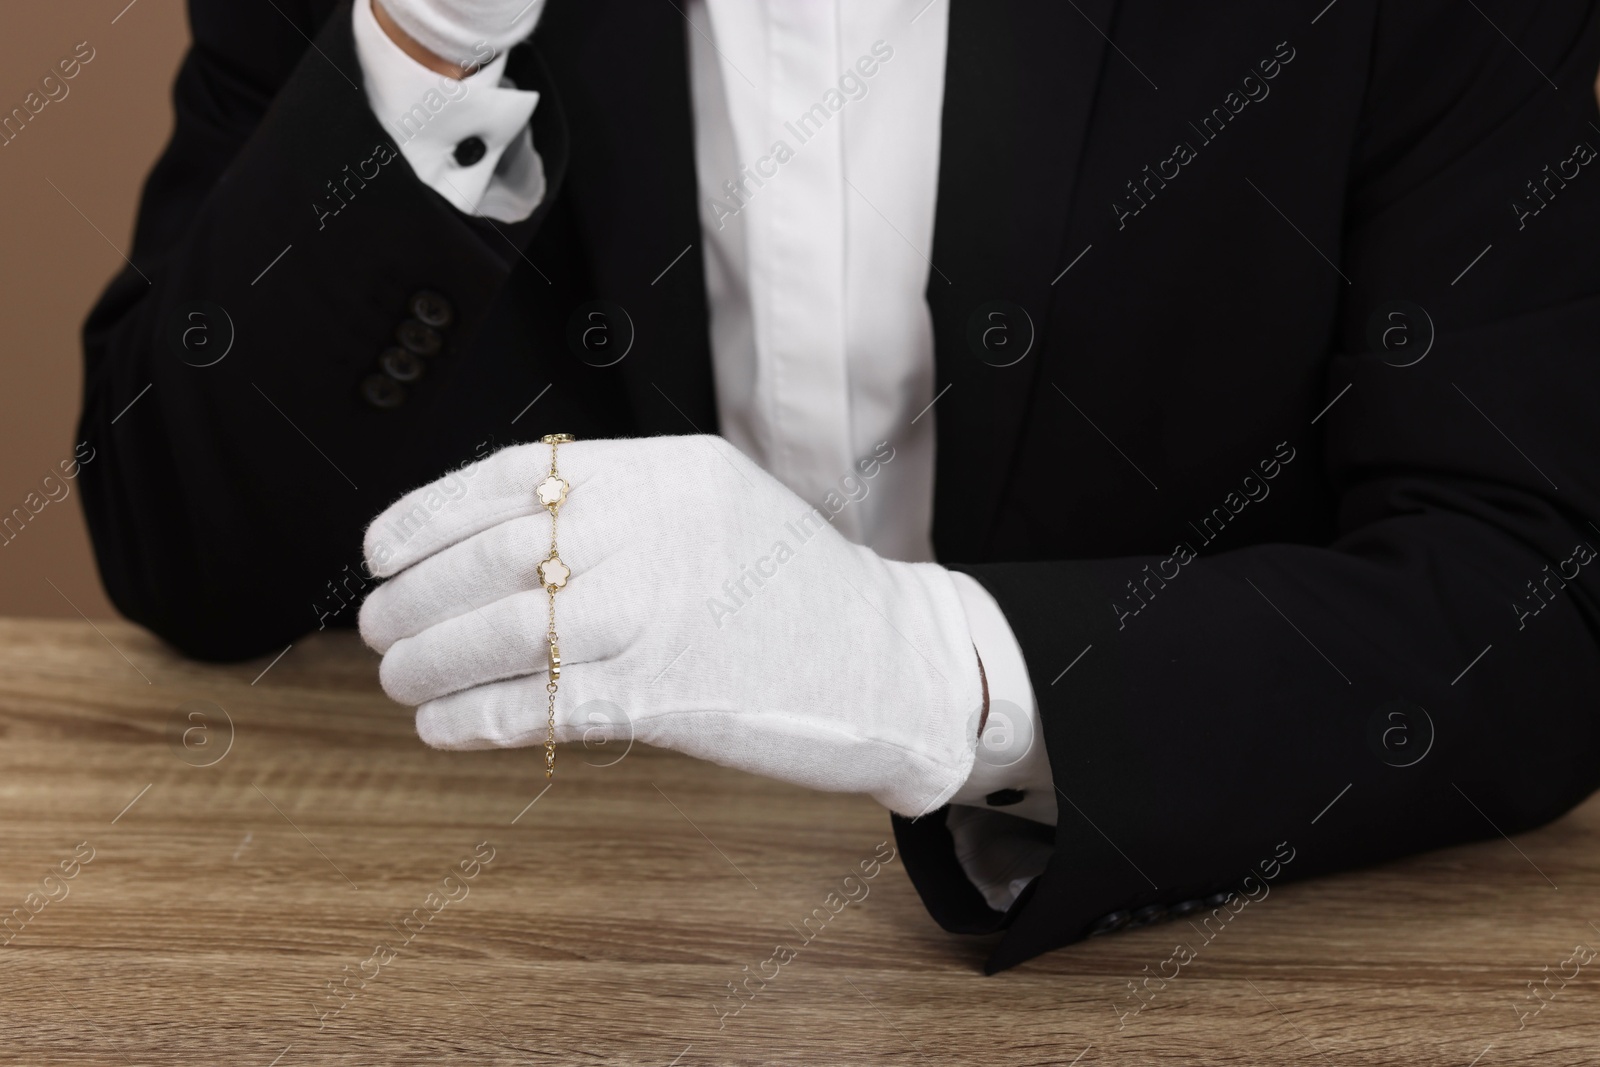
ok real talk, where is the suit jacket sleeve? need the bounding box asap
[77,0,565,660]
[896,0,1600,973]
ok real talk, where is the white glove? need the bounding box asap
[358,435,985,817]
[375,0,545,65]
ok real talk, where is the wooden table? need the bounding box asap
[1,619,1597,1065]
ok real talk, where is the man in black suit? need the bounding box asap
[79,0,1600,973]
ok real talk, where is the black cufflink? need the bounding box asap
[984,788,1026,808]
[453,136,487,167]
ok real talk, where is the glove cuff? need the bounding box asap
[868,562,984,818]
[377,0,543,68]
[875,734,978,819]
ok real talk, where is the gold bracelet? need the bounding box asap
[534,433,576,778]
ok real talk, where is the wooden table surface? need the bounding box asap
[1,619,1598,1065]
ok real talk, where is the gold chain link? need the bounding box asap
[538,434,575,778]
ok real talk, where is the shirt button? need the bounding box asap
[452,136,487,166]
[379,346,425,383]
[361,373,405,409]
[408,290,454,329]
[395,319,443,357]
[984,788,1026,808]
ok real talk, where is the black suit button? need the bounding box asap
[984,788,1026,808]
[379,346,424,383]
[361,373,404,409]
[453,136,487,166]
[1127,905,1168,929]
[1087,910,1130,937]
[396,319,443,356]
[408,290,454,329]
[1203,892,1235,909]
[1169,898,1204,918]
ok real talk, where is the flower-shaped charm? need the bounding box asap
[537,554,570,591]
[536,475,569,510]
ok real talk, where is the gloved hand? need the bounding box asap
[374,0,545,66]
[358,435,985,817]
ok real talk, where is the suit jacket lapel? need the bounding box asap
[536,1,718,437]
[928,0,1117,560]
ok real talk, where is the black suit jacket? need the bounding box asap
[80,0,1600,972]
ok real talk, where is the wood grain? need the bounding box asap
[0,619,1596,1065]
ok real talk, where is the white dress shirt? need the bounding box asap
[352,0,1055,910]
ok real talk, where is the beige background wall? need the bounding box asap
[0,1,190,618]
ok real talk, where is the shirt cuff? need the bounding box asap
[944,804,1056,913]
[947,570,1057,827]
[352,0,545,221]
[946,572,1056,911]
